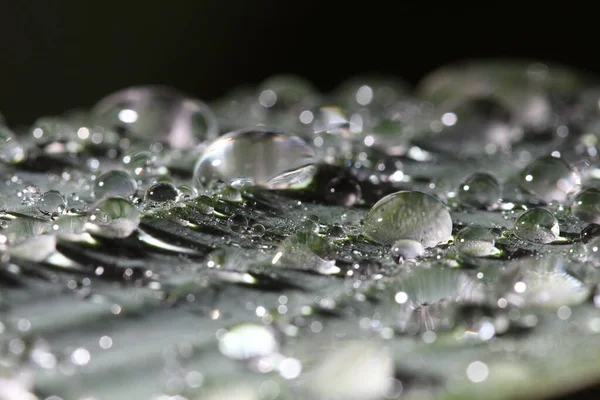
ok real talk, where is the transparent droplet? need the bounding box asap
[195,195,215,214]
[458,172,502,210]
[334,75,409,111]
[250,223,266,237]
[273,232,339,275]
[325,177,362,206]
[390,239,424,263]
[0,126,25,164]
[194,128,316,190]
[520,156,580,203]
[145,182,178,202]
[88,197,140,238]
[29,117,76,144]
[297,218,320,234]
[327,224,346,240]
[581,223,600,244]
[514,208,560,244]
[571,187,600,224]
[585,237,600,265]
[227,214,249,233]
[92,85,219,148]
[341,210,361,226]
[178,185,198,201]
[219,186,243,203]
[125,151,159,178]
[363,191,452,248]
[21,185,42,206]
[94,170,138,199]
[218,324,278,361]
[456,226,497,257]
[37,190,67,216]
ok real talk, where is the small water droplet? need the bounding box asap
[581,223,600,244]
[390,239,424,263]
[325,177,362,206]
[514,208,559,244]
[145,182,178,202]
[94,170,138,199]
[363,191,452,248]
[227,214,249,233]
[327,224,346,240]
[37,190,67,216]
[458,172,502,210]
[218,324,278,361]
[456,226,497,257]
[520,156,580,203]
[571,187,600,224]
[250,223,266,237]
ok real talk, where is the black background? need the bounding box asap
[0,2,597,398]
[0,2,593,125]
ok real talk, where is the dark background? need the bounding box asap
[0,2,593,125]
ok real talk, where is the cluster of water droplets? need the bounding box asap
[4,60,600,399]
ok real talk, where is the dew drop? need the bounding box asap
[145,182,179,202]
[327,224,346,240]
[0,126,25,164]
[514,208,559,244]
[363,191,452,248]
[456,226,497,257]
[37,190,67,216]
[390,239,424,263]
[325,177,362,206]
[250,223,266,237]
[571,187,600,224]
[458,172,502,210]
[519,156,580,203]
[581,223,600,244]
[227,214,249,233]
[193,128,316,190]
[88,197,140,238]
[94,170,138,199]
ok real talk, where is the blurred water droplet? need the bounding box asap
[273,232,339,275]
[581,223,600,244]
[456,226,498,257]
[227,214,249,233]
[571,187,600,224]
[94,170,137,199]
[520,156,580,203]
[325,177,362,206]
[458,172,502,210]
[390,239,423,263]
[0,126,25,164]
[363,191,452,248]
[218,324,278,361]
[514,208,559,244]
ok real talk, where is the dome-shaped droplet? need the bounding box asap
[88,197,140,238]
[390,239,424,263]
[327,224,346,240]
[458,172,502,209]
[456,226,497,257]
[514,208,559,244]
[341,210,361,226]
[193,128,317,190]
[94,170,138,199]
[0,126,25,164]
[581,223,600,244]
[571,187,600,224]
[92,86,218,149]
[145,182,178,202]
[325,177,362,206]
[250,223,266,237]
[227,214,249,233]
[520,156,580,203]
[37,190,67,216]
[363,191,452,248]
[218,324,278,361]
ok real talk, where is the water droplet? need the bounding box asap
[227,214,249,233]
[514,208,559,244]
[250,223,266,237]
[219,186,243,203]
[219,324,278,361]
[273,232,339,275]
[456,226,498,257]
[145,182,178,202]
[125,151,159,178]
[325,177,362,206]
[88,197,140,238]
[94,170,138,199]
[193,128,317,190]
[458,172,502,210]
[21,185,42,206]
[0,126,25,164]
[520,156,580,203]
[390,239,423,263]
[92,85,218,148]
[571,187,600,224]
[327,224,346,240]
[297,217,320,234]
[177,184,198,200]
[37,190,67,216]
[363,191,452,248]
[581,223,600,244]
[340,210,361,226]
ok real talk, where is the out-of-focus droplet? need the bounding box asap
[37,190,67,216]
[456,226,498,257]
[571,187,600,224]
[581,223,600,244]
[227,214,249,233]
[0,126,25,164]
[92,85,219,149]
[326,224,346,240]
[519,156,580,203]
[88,197,140,238]
[94,170,138,199]
[273,232,338,275]
[325,177,362,206]
[334,75,409,112]
[218,324,278,361]
[514,208,559,243]
[251,223,266,237]
[390,239,423,263]
[194,128,317,190]
[458,172,502,210]
[145,182,178,202]
[363,191,452,248]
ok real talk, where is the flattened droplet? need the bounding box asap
[456,226,498,257]
[363,191,452,248]
[572,187,600,224]
[514,208,559,244]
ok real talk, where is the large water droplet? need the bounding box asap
[363,191,452,248]
[194,128,317,190]
[519,156,580,203]
[94,170,138,199]
[88,197,140,238]
[571,187,600,224]
[458,172,502,210]
[0,126,25,164]
[456,226,498,257]
[92,85,218,148]
[37,190,67,216]
[514,208,559,243]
